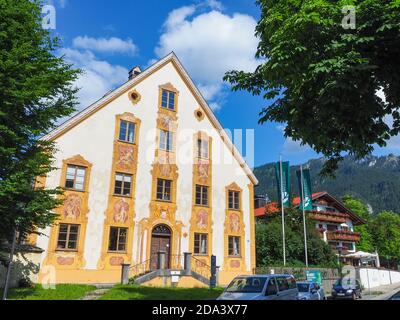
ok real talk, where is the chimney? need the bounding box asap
[128,66,142,80]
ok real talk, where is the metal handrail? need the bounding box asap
[128,258,152,277]
[191,255,211,279]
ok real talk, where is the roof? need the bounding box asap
[41,52,258,185]
[255,191,365,225]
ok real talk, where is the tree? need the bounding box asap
[342,195,374,252]
[224,0,400,175]
[256,207,337,267]
[371,211,400,265]
[0,0,80,247]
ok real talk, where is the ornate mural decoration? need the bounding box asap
[137,82,184,269]
[43,154,92,271]
[63,194,82,220]
[189,131,213,266]
[196,210,208,229]
[229,213,240,233]
[115,145,135,171]
[223,182,246,272]
[194,108,205,121]
[97,112,141,270]
[113,199,129,223]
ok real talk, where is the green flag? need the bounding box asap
[275,161,291,207]
[296,167,313,210]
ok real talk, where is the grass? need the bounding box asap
[99,285,224,300]
[2,284,96,300]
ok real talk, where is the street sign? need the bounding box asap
[306,270,322,285]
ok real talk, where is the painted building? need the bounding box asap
[32,53,258,286]
[255,191,365,257]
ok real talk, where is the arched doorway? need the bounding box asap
[150,224,172,270]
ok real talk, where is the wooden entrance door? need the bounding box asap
[150,224,171,270]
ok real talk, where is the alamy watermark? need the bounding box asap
[342,5,356,29]
[42,5,56,30]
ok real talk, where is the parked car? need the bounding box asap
[331,278,362,300]
[297,281,326,300]
[217,274,298,300]
[388,290,400,300]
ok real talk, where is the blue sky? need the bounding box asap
[47,0,398,168]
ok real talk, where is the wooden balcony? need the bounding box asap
[327,230,361,242]
[309,210,348,223]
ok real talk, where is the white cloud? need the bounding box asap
[73,36,138,55]
[154,4,259,110]
[60,48,129,109]
[276,125,311,155]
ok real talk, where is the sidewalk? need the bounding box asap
[362,282,400,300]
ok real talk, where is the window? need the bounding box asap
[57,224,79,250]
[114,173,132,196]
[195,185,208,206]
[228,190,240,210]
[276,277,289,291]
[194,233,208,255]
[266,278,278,296]
[156,179,172,201]
[287,276,297,289]
[119,120,135,143]
[108,227,128,252]
[65,165,86,191]
[159,130,173,152]
[161,89,176,110]
[228,236,241,256]
[197,139,209,159]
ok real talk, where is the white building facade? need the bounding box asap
[32,53,257,286]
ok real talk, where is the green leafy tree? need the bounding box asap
[0,0,80,249]
[371,211,400,264]
[224,0,400,175]
[256,207,337,267]
[342,195,374,252]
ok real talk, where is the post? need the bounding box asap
[157,251,166,270]
[183,252,192,275]
[121,263,131,285]
[210,255,217,288]
[2,228,17,301]
[279,155,286,266]
[300,165,309,267]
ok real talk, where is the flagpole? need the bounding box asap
[280,155,286,266]
[300,165,309,267]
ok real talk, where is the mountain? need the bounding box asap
[253,154,400,214]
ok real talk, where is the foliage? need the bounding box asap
[99,285,224,300]
[224,0,400,175]
[256,206,337,267]
[342,195,375,252]
[0,284,96,300]
[254,154,400,214]
[0,0,80,241]
[371,210,400,261]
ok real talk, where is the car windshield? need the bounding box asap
[297,283,310,292]
[334,278,356,286]
[226,277,267,293]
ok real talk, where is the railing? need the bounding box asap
[191,256,211,279]
[128,258,152,278]
[309,210,348,223]
[327,230,361,242]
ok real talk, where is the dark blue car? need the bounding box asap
[331,278,362,300]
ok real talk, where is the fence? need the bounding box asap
[357,267,400,290]
[254,266,339,294]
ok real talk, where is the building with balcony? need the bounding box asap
[255,191,366,262]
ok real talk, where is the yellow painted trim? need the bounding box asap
[223,182,246,272]
[248,183,256,272]
[42,154,92,270]
[189,132,213,267]
[97,113,141,269]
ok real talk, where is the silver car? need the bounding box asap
[217,274,298,300]
[297,281,326,300]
